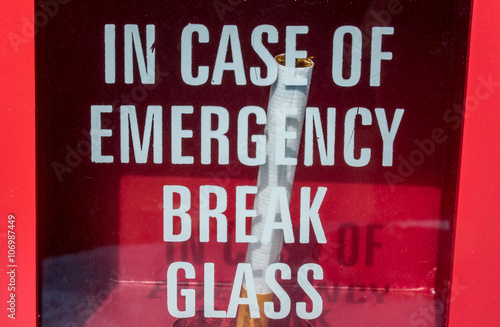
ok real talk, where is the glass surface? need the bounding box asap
[36,0,472,326]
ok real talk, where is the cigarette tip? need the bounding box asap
[276,54,314,68]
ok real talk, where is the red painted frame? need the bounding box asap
[0,0,498,326]
[448,0,500,325]
[0,1,36,326]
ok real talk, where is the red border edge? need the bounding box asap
[0,0,36,326]
[449,0,500,326]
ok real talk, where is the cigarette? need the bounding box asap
[236,54,314,327]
